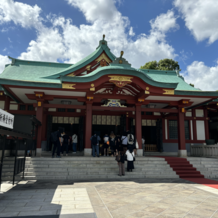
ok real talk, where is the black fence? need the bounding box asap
[0,115,41,191]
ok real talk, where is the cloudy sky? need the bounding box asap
[0,0,218,91]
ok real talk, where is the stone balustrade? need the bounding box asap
[191,144,218,157]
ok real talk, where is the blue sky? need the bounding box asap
[0,0,218,91]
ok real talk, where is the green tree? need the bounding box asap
[140,59,181,71]
[140,60,158,70]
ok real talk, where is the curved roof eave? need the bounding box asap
[175,90,218,97]
[44,44,116,79]
[60,66,179,89]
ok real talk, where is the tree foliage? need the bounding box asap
[140,59,181,71]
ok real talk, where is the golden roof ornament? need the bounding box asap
[103,34,105,41]
[119,51,124,64]
[120,51,124,58]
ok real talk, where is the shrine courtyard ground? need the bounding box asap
[1,178,218,218]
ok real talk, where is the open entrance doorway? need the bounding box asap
[47,116,84,152]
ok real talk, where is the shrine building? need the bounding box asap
[0,35,218,157]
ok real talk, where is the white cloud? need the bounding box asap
[66,0,119,22]
[129,27,135,36]
[174,0,218,44]
[8,37,12,43]
[150,10,179,33]
[17,0,179,68]
[0,55,10,74]
[0,0,42,29]
[19,27,65,62]
[182,61,218,91]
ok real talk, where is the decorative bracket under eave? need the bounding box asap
[62,83,76,89]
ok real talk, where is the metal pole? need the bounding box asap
[13,139,18,185]
[0,135,6,192]
[35,125,38,157]
[23,139,27,180]
[31,122,34,156]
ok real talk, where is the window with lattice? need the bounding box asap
[169,120,190,140]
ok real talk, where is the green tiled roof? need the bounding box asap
[140,69,199,91]
[0,38,116,83]
[0,59,69,84]
[1,37,218,98]
[44,41,116,79]
[61,64,179,89]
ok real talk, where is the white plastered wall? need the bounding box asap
[0,101,5,109]
[196,120,206,140]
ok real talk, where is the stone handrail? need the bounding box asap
[191,144,218,157]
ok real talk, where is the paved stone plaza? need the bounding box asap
[1,179,218,218]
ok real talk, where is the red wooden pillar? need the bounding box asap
[204,109,209,140]
[135,104,142,154]
[84,102,92,155]
[192,109,197,141]
[36,102,44,155]
[4,96,10,111]
[178,111,187,157]
[42,114,47,140]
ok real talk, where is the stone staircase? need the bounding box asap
[187,157,218,179]
[21,157,179,180]
[2,157,218,181]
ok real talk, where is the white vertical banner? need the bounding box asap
[0,109,14,129]
[196,120,205,140]
[165,119,168,140]
[190,120,193,140]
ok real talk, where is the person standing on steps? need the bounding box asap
[109,131,116,157]
[51,128,63,158]
[62,132,70,156]
[72,132,78,154]
[103,133,109,156]
[127,131,135,151]
[121,131,128,154]
[126,147,135,172]
[142,136,145,156]
[115,133,122,154]
[116,150,126,176]
[90,132,101,157]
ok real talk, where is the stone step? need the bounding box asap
[24,170,176,176]
[21,174,179,180]
[24,168,174,173]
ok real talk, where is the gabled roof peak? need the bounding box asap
[96,34,110,50]
[110,51,131,67]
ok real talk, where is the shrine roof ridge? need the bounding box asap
[60,65,179,89]
[44,40,116,79]
[7,56,73,67]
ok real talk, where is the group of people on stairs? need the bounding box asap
[91,130,137,176]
